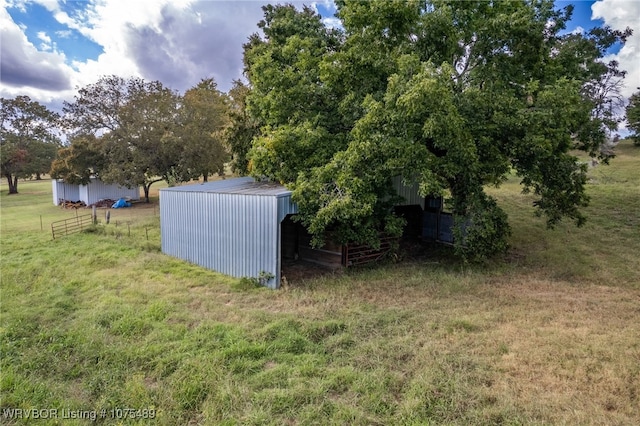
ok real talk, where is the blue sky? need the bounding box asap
[1,0,639,126]
[557,1,605,30]
[13,1,104,63]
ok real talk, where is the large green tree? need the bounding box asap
[0,96,60,194]
[225,80,261,174]
[627,89,640,146]
[176,78,229,182]
[244,4,346,182]
[62,76,181,202]
[242,1,631,260]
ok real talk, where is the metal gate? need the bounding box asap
[342,236,398,267]
[51,214,94,239]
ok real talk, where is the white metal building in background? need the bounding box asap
[52,177,140,206]
[160,177,298,289]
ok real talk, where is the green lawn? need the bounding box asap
[1,142,639,425]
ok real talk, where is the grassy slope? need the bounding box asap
[1,142,638,425]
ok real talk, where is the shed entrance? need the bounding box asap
[280,215,343,269]
[280,214,403,272]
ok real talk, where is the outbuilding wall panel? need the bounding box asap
[52,180,80,205]
[161,188,293,288]
[79,178,140,205]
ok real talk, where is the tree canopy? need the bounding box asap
[240,0,631,260]
[176,78,229,182]
[55,76,230,201]
[1,96,60,194]
[58,76,181,202]
[50,134,105,186]
[226,80,261,174]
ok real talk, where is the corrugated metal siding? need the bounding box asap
[422,211,455,244]
[160,178,298,289]
[79,178,140,205]
[51,180,79,205]
[392,176,425,209]
[277,194,298,223]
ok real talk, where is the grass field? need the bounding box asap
[1,141,639,425]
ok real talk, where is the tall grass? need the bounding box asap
[1,142,639,425]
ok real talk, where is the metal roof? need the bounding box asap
[160,177,292,197]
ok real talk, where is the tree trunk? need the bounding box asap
[143,179,163,203]
[203,174,208,182]
[5,174,18,194]
[35,173,42,180]
[143,184,151,203]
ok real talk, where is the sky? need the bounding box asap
[1,0,639,127]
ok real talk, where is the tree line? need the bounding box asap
[52,76,239,202]
[1,96,61,194]
[2,0,639,260]
[1,77,245,201]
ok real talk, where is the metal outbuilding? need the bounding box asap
[159,177,298,289]
[51,180,79,205]
[52,177,140,206]
[159,176,461,288]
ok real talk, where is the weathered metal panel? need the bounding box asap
[422,211,439,241]
[392,176,425,209]
[160,178,297,289]
[79,178,140,205]
[422,211,455,244]
[438,213,455,244]
[51,180,79,205]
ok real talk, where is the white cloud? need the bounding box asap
[32,0,58,12]
[4,0,26,13]
[38,0,268,93]
[55,29,72,38]
[1,0,276,111]
[312,0,337,14]
[0,7,72,92]
[322,16,342,30]
[36,30,52,50]
[570,25,585,35]
[592,0,640,99]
